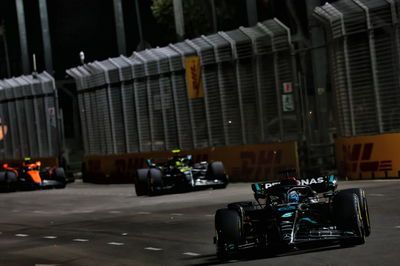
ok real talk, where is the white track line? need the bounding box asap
[205,214,214,217]
[170,213,183,216]
[109,211,121,214]
[43,236,57,239]
[395,226,400,229]
[73,238,89,242]
[15,234,29,237]
[108,242,125,246]
[369,193,385,197]
[122,233,128,236]
[183,252,200,256]
[137,212,151,215]
[145,247,163,251]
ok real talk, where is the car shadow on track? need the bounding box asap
[184,244,348,265]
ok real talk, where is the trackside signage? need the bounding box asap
[336,133,400,179]
[185,57,205,99]
[84,142,299,183]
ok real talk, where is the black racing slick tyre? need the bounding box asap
[0,172,7,191]
[135,169,149,196]
[340,188,371,237]
[54,168,67,188]
[209,161,228,189]
[334,191,365,246]
[148,168,163,195]
[215,208,242,260]
[5,171,18,191]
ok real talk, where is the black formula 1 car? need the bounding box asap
[214,174,371,260]
[135,153,228,196]
[0,159,67,191]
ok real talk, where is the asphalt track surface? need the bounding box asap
[0,180,399,266]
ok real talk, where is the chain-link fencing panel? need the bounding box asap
[67,19,299,155]
[0,72,60,160]
[315,0,400,137]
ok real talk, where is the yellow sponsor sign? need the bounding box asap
[84,142,299,183]
[336,133,400,179]
[185,57,205,99]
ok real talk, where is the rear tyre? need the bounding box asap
[0,171,6,183]
[340,188,371,237]
[135,169,149,196]
[0,172,5,191]
[209,161,228,189]
[148,168,163,195]
[215,208,242,260]
[334,191,365,246]
[5,171,18,191]
[54,168,67,188]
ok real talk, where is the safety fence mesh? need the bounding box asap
[0,72,61,159]
[314,0,400,137]
[67,19,299,155]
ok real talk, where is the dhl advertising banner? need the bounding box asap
[336,133,400,179]
[84,142,299,183]
[185,57,205,99]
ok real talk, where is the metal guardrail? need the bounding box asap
[67,19,299,155]
[0,72,61,159]
[314,0,400,137]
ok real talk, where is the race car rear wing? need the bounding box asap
[252,175,338,194]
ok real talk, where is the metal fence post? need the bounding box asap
[218,32,247,145]
[134,52,155,151]
[169,44,197,148]
[352,0,383,134]
[240,25,266,143]
[109,58,130,153]
[94,62,117,154]
[185,40,213,147]
[158,49,183,149]
[258,23,284,141]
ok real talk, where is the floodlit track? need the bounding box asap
[0,180,399,265]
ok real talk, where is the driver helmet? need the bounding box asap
[23,157,34,165]
[288,190,300,203]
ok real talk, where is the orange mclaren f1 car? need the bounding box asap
[0,158,67,191]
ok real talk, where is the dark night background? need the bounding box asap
[0,0,322,79]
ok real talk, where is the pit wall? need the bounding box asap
[83,142,299,183]
[335,133,400,179]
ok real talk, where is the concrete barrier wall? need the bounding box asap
[0,157,59,169]
[336,133,400,179]
[83,142,299,183]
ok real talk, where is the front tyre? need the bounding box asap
[340,188,371,237]
[209,161,228,189]
[148,168,163,195]
[334,191,365,246]
[135,169,149,196]
[54,168,67,188]
[215,208,242,260]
